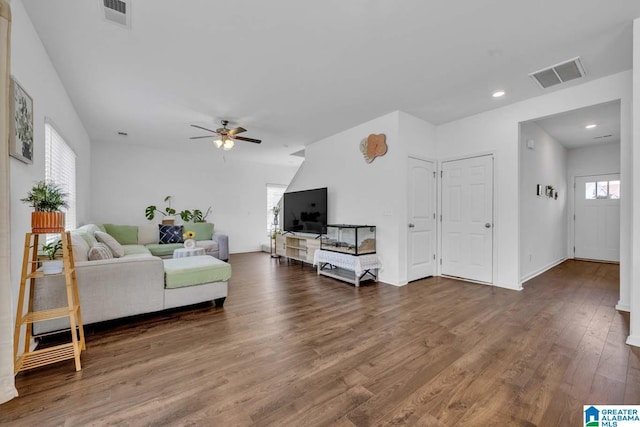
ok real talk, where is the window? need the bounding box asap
[266,184,286,234]
[585,180,620,200]
[45,122,76,230]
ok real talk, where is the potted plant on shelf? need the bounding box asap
[41,239,63,274]
[179,206,212,223]
[20,181,69,233]
[145,195,177,224]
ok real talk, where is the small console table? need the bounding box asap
[313,249,381,287]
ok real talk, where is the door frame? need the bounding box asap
[571,172,621,261]
[438,152,496,284]
[406,155,437,282]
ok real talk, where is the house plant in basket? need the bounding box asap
[20,181,68,233]
[41,239,63,274]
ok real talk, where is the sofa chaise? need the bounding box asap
[32,223,231,335]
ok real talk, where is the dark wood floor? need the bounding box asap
[1,254,637,426]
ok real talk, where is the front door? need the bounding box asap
[441,155,493,283]
[407,157,436,281]
[574,174,620,262]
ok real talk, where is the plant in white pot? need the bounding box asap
[41,239,63,274]
[145,195,177,224]
[20,181,69,233]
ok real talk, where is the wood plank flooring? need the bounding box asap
[1,254,637,426]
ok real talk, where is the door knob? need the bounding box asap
[408,223,415,228]
[485,223,492,228]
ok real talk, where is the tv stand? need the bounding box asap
[275,235,320,265]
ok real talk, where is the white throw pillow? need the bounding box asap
[138,223,158,245]
[70,233,90,262]
[94,231,124,258]
[88,243,114,261]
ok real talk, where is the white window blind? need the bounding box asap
[266,184,286,234]
[45,122,76,230]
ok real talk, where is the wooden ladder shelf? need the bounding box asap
[13,231,86,373]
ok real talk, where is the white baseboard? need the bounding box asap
[520,257,567,285]
[626,335,640,348]
[615,302,630,312]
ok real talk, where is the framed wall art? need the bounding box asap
[9,77,33,164]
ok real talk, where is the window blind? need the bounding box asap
[266,184,286,234]
[45,123,76,230]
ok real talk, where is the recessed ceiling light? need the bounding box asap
[585,124,597,129]
[492,91,505,98]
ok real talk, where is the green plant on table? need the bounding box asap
[41,240,62,260]
[145,195,176,221]
[20,181,68,212]
[179,206,212,222]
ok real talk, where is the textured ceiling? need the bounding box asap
[21,0,640,164]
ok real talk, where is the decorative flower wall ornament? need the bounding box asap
[360,134,387,163]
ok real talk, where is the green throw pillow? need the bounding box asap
[103,224,139,245]
[183,222,214,241]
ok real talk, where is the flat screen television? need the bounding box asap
[283,187,327,234]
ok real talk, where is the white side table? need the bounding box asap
[173,247,206,259]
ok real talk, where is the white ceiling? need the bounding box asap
[21,0,640,165]
[534,101,621,150]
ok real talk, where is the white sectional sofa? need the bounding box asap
[32,223,231,335]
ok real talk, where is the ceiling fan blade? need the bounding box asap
[190,135,214,139]
[190,124,217,133]
[227,126,247,136]
[234,135,262,144]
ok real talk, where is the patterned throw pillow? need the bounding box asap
[159,225,184,244]
[88,243,114,261]
[94,231,124,258]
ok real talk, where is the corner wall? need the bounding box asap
[9,0,91,318]
[90,141,299,253]
[287,111,436,285]
[519,122,568,282]
[628,18,640,346]
[437,70,632,291]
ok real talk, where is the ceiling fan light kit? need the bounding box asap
[190,120,262,151]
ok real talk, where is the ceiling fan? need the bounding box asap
[190,120,262,151]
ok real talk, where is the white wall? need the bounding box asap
[568,142,621,178]
[287,111,437,285]
[90,141,298,254]
[437,70,632,291]
[9,0,91,309]
[628,18,640,346]
[519,122,568,282]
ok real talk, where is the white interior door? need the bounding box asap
[574,174,620,262]
[407,157,436,281]
[441,155,493,283]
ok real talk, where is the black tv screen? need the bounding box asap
[283,187,327,234]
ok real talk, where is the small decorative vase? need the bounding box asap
[184,239,196,249]
[162,216,175,225]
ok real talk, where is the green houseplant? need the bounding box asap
[145,195,177,224]
[179,206,212,223]
[41,239,63,274]
[20,181,69,232]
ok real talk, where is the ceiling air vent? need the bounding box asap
[101,0,131,28]
[529,57,585,89]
